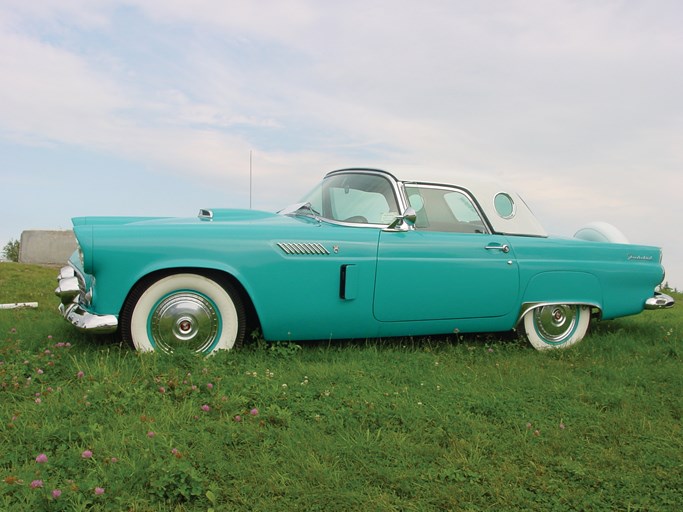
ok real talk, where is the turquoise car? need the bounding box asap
[55,168,674,353]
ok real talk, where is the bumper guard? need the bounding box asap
[55,266,118,333]
[645,292,675,310]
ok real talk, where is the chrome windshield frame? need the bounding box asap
[284,168,409,229]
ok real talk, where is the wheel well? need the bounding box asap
[515,302,602,327]
[120,267,261,335]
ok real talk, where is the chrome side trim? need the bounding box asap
[277,242,330,255]
[645,292,675,310]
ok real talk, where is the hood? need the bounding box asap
[195,208,276,222]
[72,209,280,227]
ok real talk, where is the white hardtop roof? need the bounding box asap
[328,168,547,237]
[404,175,547,237]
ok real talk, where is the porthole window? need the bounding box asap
[494,193,515,219]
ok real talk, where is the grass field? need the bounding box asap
[1,263,681,511]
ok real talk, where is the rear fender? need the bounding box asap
[518,271,603,324]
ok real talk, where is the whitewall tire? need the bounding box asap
[122,273,245,354]
[523,304,591,350]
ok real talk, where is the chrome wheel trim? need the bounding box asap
[128,273,243,354]
[533,304,579,343]
[523,304,591,351]
[149,291,221,353]
[533,305,578,344]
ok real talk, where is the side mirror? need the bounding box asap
[403,207,417,225]
[384,207,417,232]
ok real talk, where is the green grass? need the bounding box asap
[1,263,682,511]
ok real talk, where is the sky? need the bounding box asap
[1,0,681,288]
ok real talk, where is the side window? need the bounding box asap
[444,192,481,223]
[406,186,487,233]
[406,188,430,228]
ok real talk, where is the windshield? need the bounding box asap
[295,173,400,225]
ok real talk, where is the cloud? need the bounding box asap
[4,1,680,179]
[0,31,127,144]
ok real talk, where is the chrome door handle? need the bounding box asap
[485,243,510,253]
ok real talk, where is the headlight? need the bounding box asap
[73,225,94,274]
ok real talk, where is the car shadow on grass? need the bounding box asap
[245,329,525,354]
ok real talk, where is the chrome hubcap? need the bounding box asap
[150,292,219,353]
[533,305,578,343]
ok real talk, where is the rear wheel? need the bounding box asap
[121,273,246,354]
[523,304,590,350]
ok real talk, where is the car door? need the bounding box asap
[373,185,520,322]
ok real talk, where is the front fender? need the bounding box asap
[107,258,256,317]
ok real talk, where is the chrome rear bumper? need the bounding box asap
[645,292,675,310]
[55,265,118,333]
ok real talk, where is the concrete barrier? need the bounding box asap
[19,230,77,266]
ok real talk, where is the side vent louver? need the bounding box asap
[277,243,330,255]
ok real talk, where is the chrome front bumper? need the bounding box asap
[55,265,118,333]
[645,291,675,310]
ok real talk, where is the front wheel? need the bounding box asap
[523,304,590,350]
[121,273,246,354]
